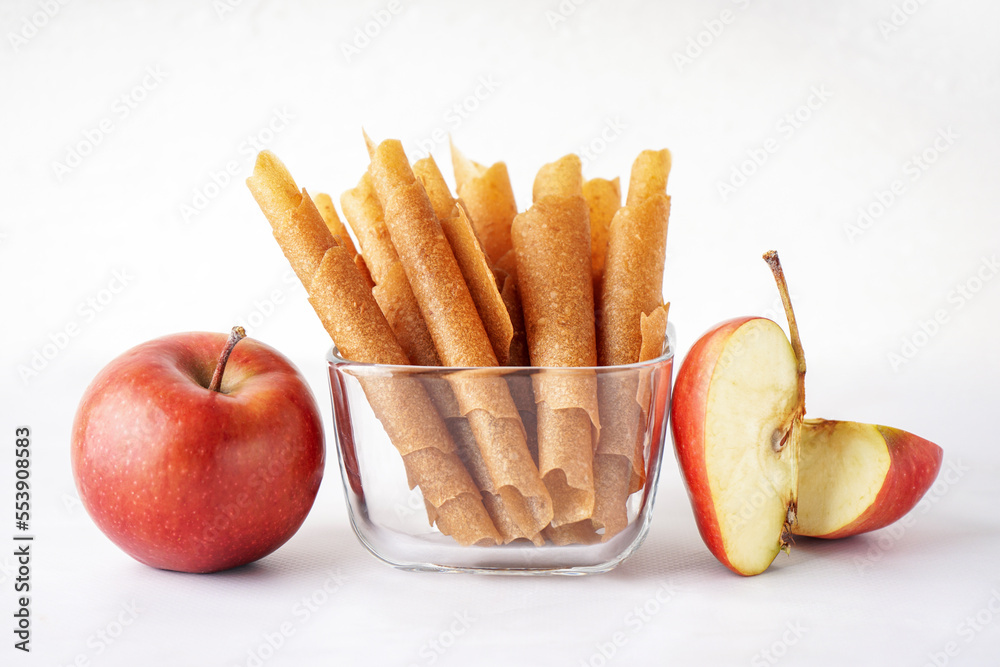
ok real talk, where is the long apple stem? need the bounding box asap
[763,251,806,385]
[208,326,247,393]
[764,251,804,538]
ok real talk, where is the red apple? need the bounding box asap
[71,327,325,573]
[670,251,942,575]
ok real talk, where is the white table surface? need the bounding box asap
[3,1,999,665]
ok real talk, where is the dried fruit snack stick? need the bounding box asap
[340,172,440,366]
[512,154,600,527]
[582,177,621,296]
[597,148,671,366]
[365,135,553,537]
[413,361,540,544]
[448,415,545,545]
[498,272,531,367]
[312,192,359,257]
[413,156,514,366]
[246,150,499,546]
[450,141,519,279]
[631,302,671,492]
[591,149,671,539]
[450,142,530,366]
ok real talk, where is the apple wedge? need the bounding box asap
[795,419,943,538]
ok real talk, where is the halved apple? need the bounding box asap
[671,251,943,575]
[671,316,802,576]
[795,419,943,538]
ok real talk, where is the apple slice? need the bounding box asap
[672,251,807,576]
[795,419,943,538]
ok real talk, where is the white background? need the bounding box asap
[2,0,999,665]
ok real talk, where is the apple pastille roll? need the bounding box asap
[413,156,514,366]
[312,192,358,256]
[450,142,530,367]
[411,156,543,544]
[340,172,440,367]
[591,149,672,539]
[246,150,500,546]
[313,191,375,290]
[512,154,600,528]
[365,134,554,538]
[583,177,621,297]
[447,145,535,493]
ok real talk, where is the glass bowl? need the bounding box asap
[326,325,674,575]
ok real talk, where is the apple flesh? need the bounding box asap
[672,316,801,576]
[71,330,325,573]
[795,419,943,538]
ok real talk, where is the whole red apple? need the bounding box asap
[71,328,324,573]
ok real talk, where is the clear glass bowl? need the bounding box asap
[326,326,674,575]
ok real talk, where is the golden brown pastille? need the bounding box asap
[312,192,358,256]
[313,191,374,289]
[413,156,513,366]
[450,142,519,279]
[582,177,621,296]
[512,154,600,527]
[408,156,542,544]
[246,150,499,546]
[364,135,554,537]
[340,173,440,367]
[591,149,671,540]
[450,143,530,367]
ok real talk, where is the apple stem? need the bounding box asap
[208,326,247,393]
[764,251,804,538]
[763,251,806,397]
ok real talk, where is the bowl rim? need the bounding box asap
[326,323,675,372]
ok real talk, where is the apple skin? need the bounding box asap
[71,332,325,573]
[803,423,943,539]
[670,316,758,575]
